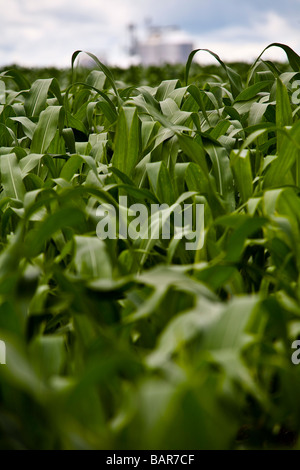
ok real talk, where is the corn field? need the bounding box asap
[1,43,300,449]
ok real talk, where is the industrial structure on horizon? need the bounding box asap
[78,22,194,68]
[128,23,194,66]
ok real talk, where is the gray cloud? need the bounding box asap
[0,0,299,66]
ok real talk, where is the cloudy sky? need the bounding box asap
[1,0,300,67]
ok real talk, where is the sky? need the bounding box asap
[1,0,300,67]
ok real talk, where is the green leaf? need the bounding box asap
[217,214,267,262]
[112,106,140,176]
[185,48,243,98]
[1,152,26,201]
[251,43,300,74]
[155,80,179,101]
[31,106,65,154]
[205,144,235,210]
[25,207,86,257]
[10,116,36,139]
[264,120,300,188]
[230,149,253,203]
[276,78,293,154]
[177,134,209,181]
[29,335,66,379]
[25,78,62,117]
[146,161,175,205]
[72,50,119,100]
[73,235,112,279]
[234,81,273,102]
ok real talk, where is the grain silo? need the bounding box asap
[137,27,194,66]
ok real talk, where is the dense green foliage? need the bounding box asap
[0,61,251,89]
[1,44,300,449]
